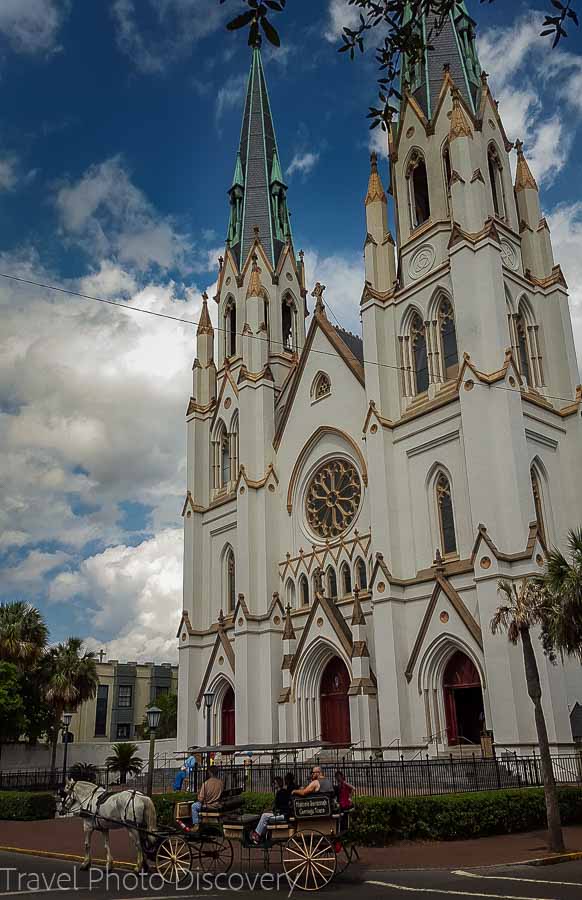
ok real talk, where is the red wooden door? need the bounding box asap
[221,686,235,745]
[320,657,351,745]
[443,651,483,746]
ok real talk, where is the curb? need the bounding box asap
[0,845,135,870]
[525,850,582,867]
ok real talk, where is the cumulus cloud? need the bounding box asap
[0,0,68,55]
[303,248,364,334]
[325,0,360,43]
[55,157,193,273]
[546,203,582,376]
[215,74,247,126]
[111,0,228,74]
[287,152,320,178]
[3,549,71,587]
[50,530,183,662]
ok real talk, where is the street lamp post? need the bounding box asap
[61,712,73,789]
[145,706,162,798]
[203,691,215,771]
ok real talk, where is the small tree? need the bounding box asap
[541,527,582,659]
[105,743,143,785]
[46,638,98,775]
[0,601,48,667]
[491,579,564,853]
[69,762,99,784]
[142,693,177,740]
[0,662,26,764]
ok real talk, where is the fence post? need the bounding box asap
[426,754,432,796]
[494,753,501,790]
[472,753,478,791]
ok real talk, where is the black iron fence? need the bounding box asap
[2,753,581,798]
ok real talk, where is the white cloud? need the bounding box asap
[55,157,192,273]
[303,248,364,334]
[287,152,320,178]
[369,125,390,160]
[50,530,183,663]
[0,0,68,55]
[3,549,71,586]
[0,156,19,191]
[111,0,228,74]
[546,202,582,377]
[215,74,247,126]
[325,0,361,43]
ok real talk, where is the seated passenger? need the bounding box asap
[191,766,223,828]
[250,773,295,845]
[292,765,333,797]
[335,770,355,812]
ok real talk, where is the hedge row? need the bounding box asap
[0,791,56,821]
[152,787,582,845]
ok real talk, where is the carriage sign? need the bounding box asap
[292,796,331,819]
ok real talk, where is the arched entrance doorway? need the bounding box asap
[221,685,235,745]
[320,657,351,745]
[443,651,484,746]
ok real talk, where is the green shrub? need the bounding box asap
[152,787,582,845]
[0,791,56,820]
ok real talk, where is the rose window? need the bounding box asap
[305,459,361,539]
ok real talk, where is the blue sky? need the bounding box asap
[0,0,581,661]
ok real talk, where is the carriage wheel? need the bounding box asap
[195,836,234,875]
[333,839,355,875]
[282,831,337,892]
[155,836,193,884]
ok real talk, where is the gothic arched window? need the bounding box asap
[407,151,431,229]
[487,144,506,220]
[327,567,338,602]
[340,562,352,597]
[436,473,457,556]
[531,467,547,547]
[225,301,237,358]
[438,299,459,381]
[285,578,296,609]
[282,295,296,352]
[355,557,367,591]
[411,313,429,394]
[299,574,309,607]
[443,143,452,214]
[221,431,231,487]
[226,548,236,613]
[312,372,331,402]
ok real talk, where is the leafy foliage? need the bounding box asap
[541,527,582,659]
[69,762,100,783]
[0,662,26,749]
[218,1,580,129]
[142,693,178,740]
[0,601,48,667]
[105,742,144,784]
[0,791,56,821]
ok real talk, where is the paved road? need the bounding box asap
[0,851,581,899]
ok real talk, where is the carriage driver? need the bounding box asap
[191,766,224,829]
[292,765,334,796]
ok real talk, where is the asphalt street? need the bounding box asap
[0,851,581,899]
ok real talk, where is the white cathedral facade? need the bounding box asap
[177,3,582,757]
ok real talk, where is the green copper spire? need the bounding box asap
[226,43,292,268]
[401,1,482,119]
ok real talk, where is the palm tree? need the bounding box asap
[542,528,582,659]
[0,602,48,667]
[491,579,565,853]
[46,638,98,775]
[105,743,143,785]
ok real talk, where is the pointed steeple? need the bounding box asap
[514,139,538,193]
[227,44,292,269]
[402,0,482,119]
[197,291,213,336]
[365,152,387,206]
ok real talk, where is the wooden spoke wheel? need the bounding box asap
[333,839,356,875]
[194,836,234,874]
[155,836,193,884]
[282,831,337,892]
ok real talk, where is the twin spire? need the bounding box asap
[227,43,292,270]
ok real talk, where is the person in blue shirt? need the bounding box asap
[173,766,188,792]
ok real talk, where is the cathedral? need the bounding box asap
[177,2,582,756]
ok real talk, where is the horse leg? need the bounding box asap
[80,824,92,871]
[129,829,146,874]
[103,830,113,871]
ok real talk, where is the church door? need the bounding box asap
[320,657,351,745]
[443,651,484,746]
[221,686,235,745]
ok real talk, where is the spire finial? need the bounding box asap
[351,586,366,626]
[449,85,473,141]
[283,603,296,640]
[197,291,213,336]
[514,139,538,192]
[365,152,387,206]
[311,282,326,314]
[247,252,264,298]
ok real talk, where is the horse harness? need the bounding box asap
[79,786,144,832]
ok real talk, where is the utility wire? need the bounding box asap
[1,270,580,407]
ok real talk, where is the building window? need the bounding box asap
[407,151,431,229]
[411,313,429,394]
[299,575,309,607]
[305,459,362,539]
[221,432,231,486]
[155,685,169,699]
[94,684,108,737]
[443,143,452,213]
[116,723,131,740]
[508,300,544,389]
[225,302,237,358]
[312,372,331,401]
[341,563,352,597]
[438,299,459,381]
[436,473,457,556]
[226,549,236,613]
[488,144,505,219]
[118,685,133,708]
[285,578,296,609]
[355,558,367,591]
[531,468,547,546]
[327,567,338,602]
[282,296,295,352]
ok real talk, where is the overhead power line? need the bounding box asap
[1,270,580,408]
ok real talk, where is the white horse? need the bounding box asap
[60,779,157,872]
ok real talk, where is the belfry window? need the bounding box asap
[226,549,236,613]
[407,152,431,229]
[443,143,452,213]
[341,563,352,597]
[225,302,237,358]
[438,300,459,381]
[221,432,231,486]
[299,575,309,607]
[282,297,295,352]
[355,558,367,591]
[436,473,457,556]
[531,468,547,546]
[411,313,429,394]
[327,567,338,602]
[488,144,506,220]
[515,313,531,385]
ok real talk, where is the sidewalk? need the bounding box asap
[1,817,582,869]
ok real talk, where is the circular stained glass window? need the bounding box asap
[305,459,361,539]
